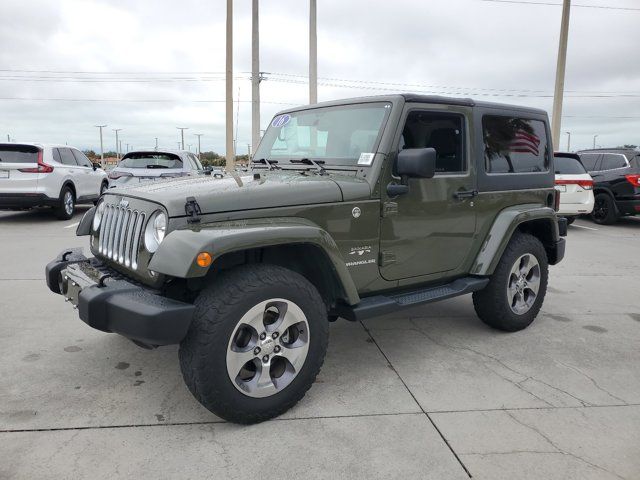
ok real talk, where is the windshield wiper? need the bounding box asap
[146,164,169,169]
[289,158,326,175]
[251,158,279,170]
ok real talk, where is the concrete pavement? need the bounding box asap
[0,208,638,479]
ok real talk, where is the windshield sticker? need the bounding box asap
[357,152,375,166]
[271,114,291,128]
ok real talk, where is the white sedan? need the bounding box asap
[554,152,595,224]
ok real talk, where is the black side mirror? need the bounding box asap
[387,148,436,196]
[92,163,100,171]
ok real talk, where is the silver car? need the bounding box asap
[108,150,204,186]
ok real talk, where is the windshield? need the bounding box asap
[119,153,183,169]
[254,102,392,166]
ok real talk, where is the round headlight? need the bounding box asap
[144,210,168,253]
[93,201,105,231]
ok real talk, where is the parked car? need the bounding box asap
[0,143,108,220]
[108,150,204,186]
[47,94,566,424]
[576,148,640,224]
[553,152,594,224]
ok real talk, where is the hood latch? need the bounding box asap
[185,197,202,224]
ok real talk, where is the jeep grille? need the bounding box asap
[98,204,146,270]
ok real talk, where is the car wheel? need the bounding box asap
[94,182,108,205]
[591,193,618,225]
[179,264,329,424]
[54,186,75,220]
[565,217,575,225]
[472,232,548,332]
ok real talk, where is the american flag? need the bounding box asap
[508,130,540,156]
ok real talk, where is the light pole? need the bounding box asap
[309,0,317,105]
[194,134,203,160]
[126,143,130,153]
[551,0,571,149]
[565,131,571,151]
[176,127,188,150]
[251,0,261,155]
[113,128,122,159]
[119,140,123,156]
[95,125,107,168]
[155,137,158,151]
[593,135,599,149]
[225,0,235,171]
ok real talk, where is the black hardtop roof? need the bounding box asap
[276,94,547,116]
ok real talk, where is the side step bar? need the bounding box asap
[337,277,489,321]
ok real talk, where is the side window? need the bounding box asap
[601,154,627,170]
[52,148,63,163]
[71,149,93,168]
[483,116,549,174]
[58,148,79,166]
[399,111,466,173]
[579,153,600,171]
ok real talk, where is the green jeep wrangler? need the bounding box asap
[46,94,566,424]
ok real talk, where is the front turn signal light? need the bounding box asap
[196,252,212,268]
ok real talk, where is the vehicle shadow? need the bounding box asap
[0,206,90,224]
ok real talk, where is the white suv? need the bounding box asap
[0,143,108,220]
[554,152,595,224]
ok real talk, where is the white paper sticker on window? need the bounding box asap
[357,153,375,166]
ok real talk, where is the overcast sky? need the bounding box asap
[1,0,638,154]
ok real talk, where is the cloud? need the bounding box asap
[0,0,638,153]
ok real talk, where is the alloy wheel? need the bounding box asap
[64,191,74,216]
[226,298,310,398]
[506,253,541,315]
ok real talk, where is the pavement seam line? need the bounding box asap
[359,320,473,478]
[0,411,425,434]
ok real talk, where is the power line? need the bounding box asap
[480,0,640,12]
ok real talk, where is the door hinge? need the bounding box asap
[185,196,202,224]
[379,251,396,266]
[381,202,398,217]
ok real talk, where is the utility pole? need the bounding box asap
[225,0,235,171]
[113,128,122,159]
[566,131,571,151]
[194,133,203,160]
[593,134,598,149]
[309,0,317,105]
[95,125,107,168]
[176,127,188,150]
[126,143,130,153]
[251,0,261,156]
[188,144,193,152]
[6,134,9,142]
[551,0,571,149]
[155,137,158,151]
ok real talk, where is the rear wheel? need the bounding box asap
[564,217,575,225]
[591,193,618,225]
[473,232,548,332]
[54,186,75,220]
[179,264,329,424]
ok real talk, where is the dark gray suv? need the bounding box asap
[577,148,640,224]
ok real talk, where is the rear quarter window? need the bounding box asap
[578,153,600,171]
[483,116,549,174]
[0,145,40,163]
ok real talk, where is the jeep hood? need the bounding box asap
[107,170,371,217]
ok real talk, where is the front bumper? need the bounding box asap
[46,249,194,346]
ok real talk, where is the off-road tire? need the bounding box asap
[591,193,618,225]
[54,186,75,220]
[473,232,548,332]
[179,264,329,424]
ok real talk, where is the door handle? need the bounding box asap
[454,189,478,200]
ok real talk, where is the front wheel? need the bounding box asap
[473,232,548,332]
[179,264,329,424]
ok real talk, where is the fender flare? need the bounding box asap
[148,217,360,305]
[470,205,559,275]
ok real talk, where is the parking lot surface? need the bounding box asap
[1,208,639,479]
